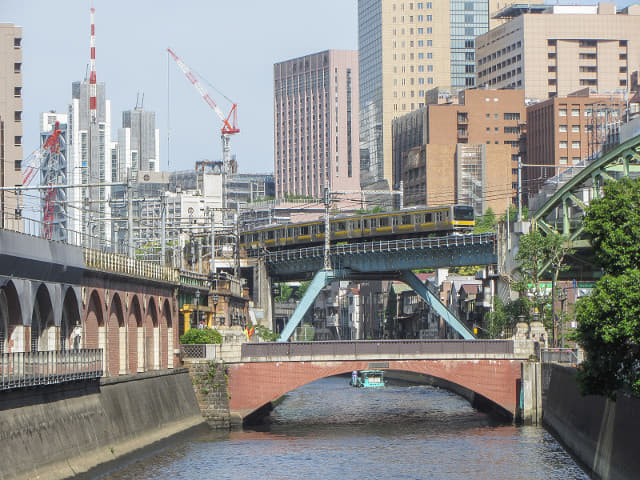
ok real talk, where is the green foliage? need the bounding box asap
[450,265,481,276]
[583,177,640,275]
[576,270,640,398]
[575,177,640,398]
[255,324,280,342]
[275,283,293,302]
[483,297,528,338]
[180,327,222,345]
[294,281,311,300]
[474,208,496,233]
[514,230,571,320]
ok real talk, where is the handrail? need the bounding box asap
[0,349,103,391]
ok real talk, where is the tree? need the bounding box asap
[583,177,640,275]
[576,270,640,398]
[275,283,293,302]
[575,177,640,398]
[474,208,496,233]
[294,281,311,300]
[515,229,572,342]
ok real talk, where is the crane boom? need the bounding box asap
[167,47,239,135]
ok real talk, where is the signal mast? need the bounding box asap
[167,48,239,213]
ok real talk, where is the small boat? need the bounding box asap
[349,370,387,388]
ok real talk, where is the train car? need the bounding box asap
[239,205,475,252]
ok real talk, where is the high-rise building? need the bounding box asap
[357,0,502,190]
[393,88,525,214]
[274,50,360,199]
[476,3,640,101]
[67,80,114,248]
[118,107,160,181]
[525,88,626,197]
[0,24,23,229]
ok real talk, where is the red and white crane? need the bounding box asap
[167,47,239,177]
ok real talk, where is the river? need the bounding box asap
[99,375,590,480]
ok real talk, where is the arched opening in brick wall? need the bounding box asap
[146,296,159,370]
[108,293,125,376]
[85,290,104,353]
[1,281,24,352]
[162,299,172,369]
[30,284,54,351]
[128,295,143,374]
[61,287,80,351]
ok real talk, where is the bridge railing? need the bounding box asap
[257,233,496,262]
[84,248,179,283]
[541,348,580,365]
[242,339,514,360]
[180,344,220,362]
[0,349,103,391]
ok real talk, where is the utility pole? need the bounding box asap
[127,180,134,258]
[210,209,216,276]
[517,156,522,222]
[160,192,167,265]
[323,185,331,271]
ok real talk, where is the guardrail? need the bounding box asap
[242,339,513,360]
[541,348,580,364]
[0,349,103,391]
[257,233,496,263]
[180,344,219,361]
[84,248,179,283]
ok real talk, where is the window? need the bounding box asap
[426,15,432,21]
[14,38,22,48]
[14,136,21,146]
[14,160,21,171]
[572,141,581,149]
[14,111,22,122]
[14,63,21,73]
[572,157,581,164]
[559,157,568,165]
[14,87,21,98]
[560,141,568,149]
[559,125,567,132]
[571,108,580,117]
[571,125,580,133]
[418,40,424,47]
[559,108,567,117]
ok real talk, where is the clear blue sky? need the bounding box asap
[1,0,358,174]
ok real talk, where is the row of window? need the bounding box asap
[559,141,582,149]
[477,54,522,78]
[393,2,434,10]
[392,15,433,23]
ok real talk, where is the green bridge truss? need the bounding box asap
[532,133,640,248]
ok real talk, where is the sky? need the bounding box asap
[1,0,358,174]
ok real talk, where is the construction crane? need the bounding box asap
[167,47,239,179]
[22,122,64,239]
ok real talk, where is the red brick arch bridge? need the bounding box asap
[227,340,539,423]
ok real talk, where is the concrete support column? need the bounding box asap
[153,327,160,370]
[10,325,25,353]
[98,326,106,371]
[520,361,542,425]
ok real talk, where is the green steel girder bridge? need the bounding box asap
[255,233,497,342]
[531,134,640,246]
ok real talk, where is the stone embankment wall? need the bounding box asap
[187,361,231,429]
[543,363,640,480]
[0,369,205,480]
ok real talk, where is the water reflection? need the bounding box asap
[100,376,589,480]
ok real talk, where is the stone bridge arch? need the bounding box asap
[227,360,522,422]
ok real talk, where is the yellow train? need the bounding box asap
[239,205,475,252]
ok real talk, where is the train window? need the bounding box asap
[364,219,370,229]
[336,222,346,231]
[378,217,389,227]
[402,215,411,224]
[453,205,475,220]
[353,220,360,229]
[425,213,432,222]
[319,224,325,233]
[300,226,309,235]
[267,230,275,240]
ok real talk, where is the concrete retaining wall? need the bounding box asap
[543,364,640,480]
[0,369,205,480]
